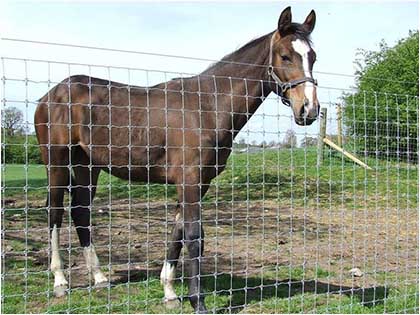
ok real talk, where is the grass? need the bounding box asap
[3,147,418,209]
[2,259,418,314]
[2,147,418,313]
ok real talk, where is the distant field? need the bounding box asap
[3,147,418,208]
[2,148,418,313]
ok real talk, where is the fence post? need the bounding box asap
[317,107,327,166]
[337,103,343,147]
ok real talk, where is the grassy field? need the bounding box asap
[3,147,418,208]
[2,259,418,314]
[2,147,419,313]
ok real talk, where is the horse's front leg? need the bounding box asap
[182,185,207,313]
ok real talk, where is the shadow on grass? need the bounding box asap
[111,269,387,313]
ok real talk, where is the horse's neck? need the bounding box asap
[200,33,272,139]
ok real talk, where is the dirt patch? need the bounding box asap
[2,197,418,291]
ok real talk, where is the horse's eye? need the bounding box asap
[281,55,291,62]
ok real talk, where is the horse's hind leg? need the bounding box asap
[45,149,70,297]
[71,147,107,287]
[160,203,183,307]
[161,184,208,311]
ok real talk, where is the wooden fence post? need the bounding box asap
[337,103,343,147]
[317,107,327,166]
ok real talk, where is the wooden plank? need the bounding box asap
[323,138,373,170]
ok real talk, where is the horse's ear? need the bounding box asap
[303,10,316,34]
[278,6,292,36]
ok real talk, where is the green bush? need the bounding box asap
[2,135,43,164]
[342,31,418,162]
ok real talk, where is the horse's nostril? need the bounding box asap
[299,105,305,117]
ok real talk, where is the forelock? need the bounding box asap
[287,23,312,46]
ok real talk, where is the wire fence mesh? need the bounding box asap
[1,41,419,314]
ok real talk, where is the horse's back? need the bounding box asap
[34,74,223,183]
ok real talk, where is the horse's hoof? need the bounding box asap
[195,308,208,314]
[94,280,108,289]
[53,285,67,298]
[163,298,181,309]
[195,305,208,314]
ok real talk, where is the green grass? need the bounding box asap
[3,147,418,209]
[2,148,418,313]
[2,164,47,200]
[1,260,418,314]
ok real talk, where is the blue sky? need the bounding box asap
[1,1,418,143]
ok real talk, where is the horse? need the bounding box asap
[34,6,319,313]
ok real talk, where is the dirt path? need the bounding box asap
[3,198,418,290]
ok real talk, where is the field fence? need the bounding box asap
[1,40,419,314]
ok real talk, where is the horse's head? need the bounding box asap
[268,7,319,126]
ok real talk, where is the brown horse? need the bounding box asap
[35,7,319,313]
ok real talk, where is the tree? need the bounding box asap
[281,129,297,148]
[300,136,317,147]
[342,31,418,162]
[268,140,276,147]
[2,107,26,136]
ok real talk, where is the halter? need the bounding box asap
[267,33,318,106]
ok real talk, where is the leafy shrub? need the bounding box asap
[2,135,43,164]
[342,31,418,162]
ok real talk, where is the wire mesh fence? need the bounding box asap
[1,41,419,314]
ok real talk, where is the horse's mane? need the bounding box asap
[221,32,273,63]
[203,23,312,74]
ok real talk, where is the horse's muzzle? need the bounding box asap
[295,100,319,126]
[295,117,317,126]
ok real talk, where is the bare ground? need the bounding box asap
[2,196,418,294]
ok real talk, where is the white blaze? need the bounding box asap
[292,39,315,113]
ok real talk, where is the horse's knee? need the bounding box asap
[71,186,91,208]
[70,191,91,247]
[185,222,202,241]
[184,222,204,256]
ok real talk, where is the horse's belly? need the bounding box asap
[89,143,172,183]
[101,164,174,184]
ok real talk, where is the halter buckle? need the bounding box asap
[281,82,291,93]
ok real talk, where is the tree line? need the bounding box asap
[2,107,43,164]
[234,130,318,149]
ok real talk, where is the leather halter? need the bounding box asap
[267,33,318,106]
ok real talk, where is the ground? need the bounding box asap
[1,148,419,313]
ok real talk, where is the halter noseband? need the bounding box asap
[267,33,318,106]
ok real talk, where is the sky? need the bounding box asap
[0,0,418,144]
